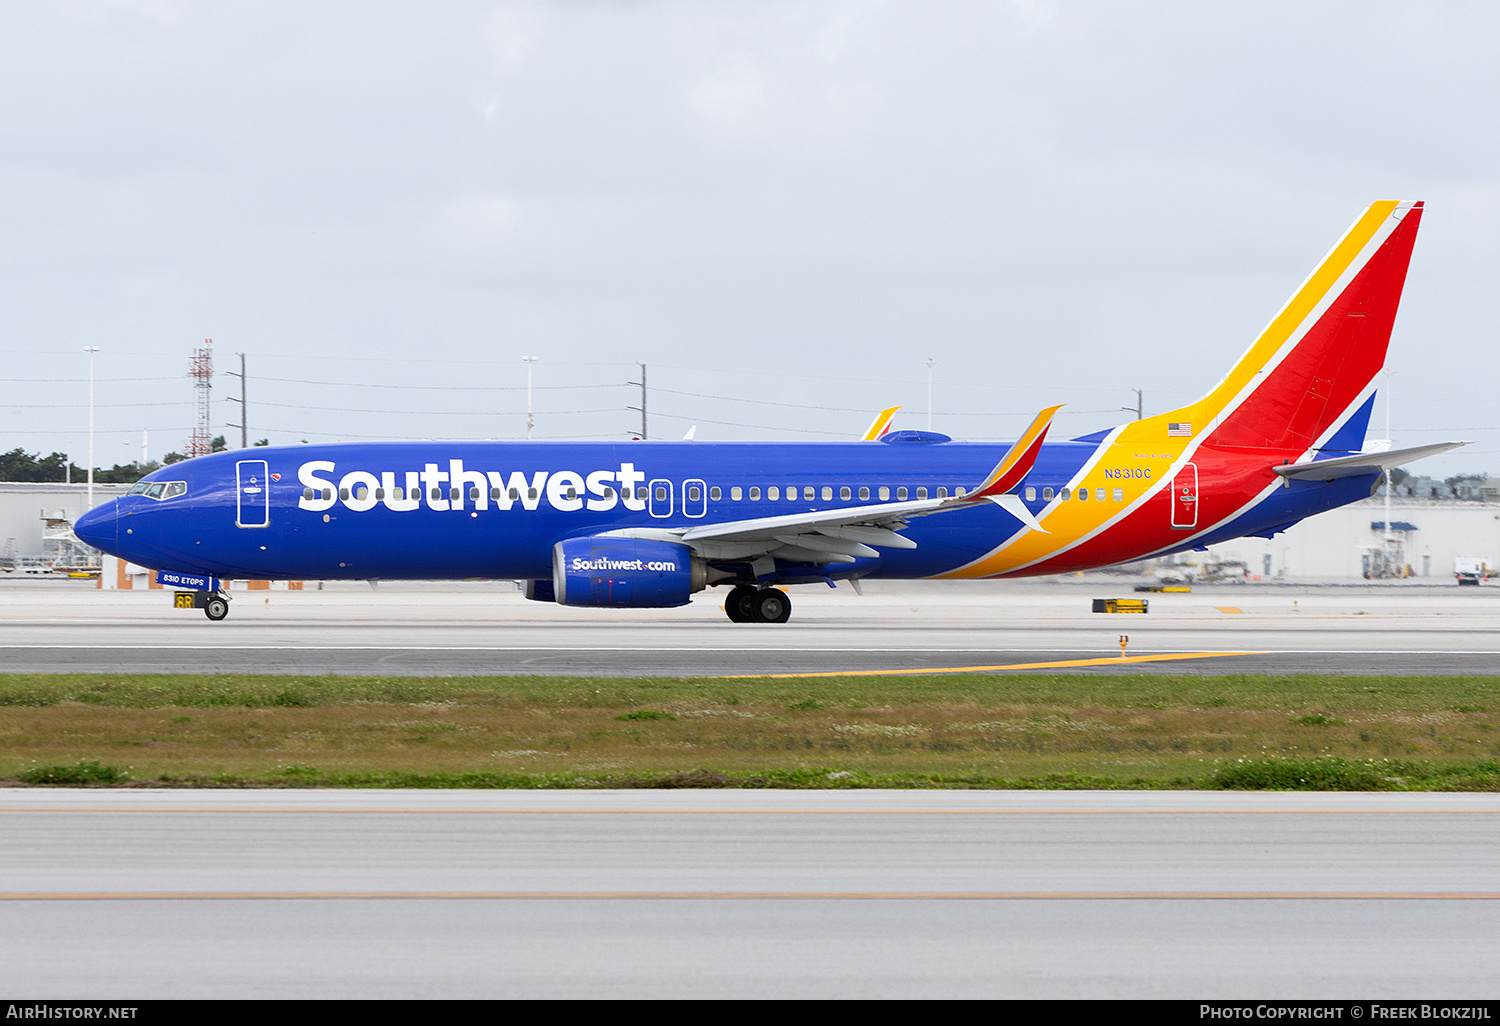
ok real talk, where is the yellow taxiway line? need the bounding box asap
[0,891,1497,901]
[723,650,1266,679]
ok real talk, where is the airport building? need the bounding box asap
[1197,495,1500,581]
[0,482,128,571]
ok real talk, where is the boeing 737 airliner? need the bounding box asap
[76,201,1462,623]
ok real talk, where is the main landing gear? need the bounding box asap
[203,594,229,621]
[724,585,792,624]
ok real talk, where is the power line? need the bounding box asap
[256,376,628,392]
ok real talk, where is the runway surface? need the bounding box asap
[1,578,1497,675]
[2,789,1497,998]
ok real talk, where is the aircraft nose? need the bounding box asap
[74,498,118,553]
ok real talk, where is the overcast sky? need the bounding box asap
[2,1,1497,477]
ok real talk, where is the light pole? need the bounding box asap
[925,358,935,431]
[523,356,538,440]
[83,346,100,510]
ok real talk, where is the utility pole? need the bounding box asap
[226,352,247,447]
[627,363,648,439]
[1122,389,1142,420]
[523,356,538,439]
[925,358,935,431]
[83,346,99,510]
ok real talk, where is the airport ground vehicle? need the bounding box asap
[75,201,1462,622]
[1455,556,1492,586]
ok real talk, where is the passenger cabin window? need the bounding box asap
[1043,487,1054,500]
[916,487,928,500]
[1077,487,1088,501]
[655,486,668,501]
[1096,487,1106,502]
[840,486,851,500]
[879,487,890,501]
[804,486,815,500]
[731,486,742,501]
[936,487,947,498]
[688,486,701,501]
[955,486,966,497]
[1113,487,1124,502]
[509,488,520,500]
[765,486,776,500]
[897,487,908,500]
[1025,487,1036,501]
[859,486,869,501]
[821,486,833,501]
[1061,488,1070,501]
[709,486,721,501]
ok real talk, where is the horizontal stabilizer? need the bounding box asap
[1272,441,1468,482]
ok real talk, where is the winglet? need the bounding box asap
[969,405,1065,499]
[860,406,903,441]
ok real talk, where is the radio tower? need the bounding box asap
[186,339,214,457]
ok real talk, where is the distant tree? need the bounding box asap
[0,448,71,482]
[162,452,188,465]
[254,438,270,447]
[211,435,227,452]
[2,448,161,484]
[1388,467,1410,488]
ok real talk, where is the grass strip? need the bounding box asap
[3,672,1496,790]
[0,672,1496,711]
[11,758,1500,791]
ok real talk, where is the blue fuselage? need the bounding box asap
[74,438,1375,583]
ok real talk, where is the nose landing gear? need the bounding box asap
[723,585,792,624]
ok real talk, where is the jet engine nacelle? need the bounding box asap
[552,537,706,608]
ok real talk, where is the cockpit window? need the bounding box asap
[127,480,187,501]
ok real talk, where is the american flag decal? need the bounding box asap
[1167,422,1191,437]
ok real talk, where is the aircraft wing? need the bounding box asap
[1272,441,1468,482]
[603,405,1063,566]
